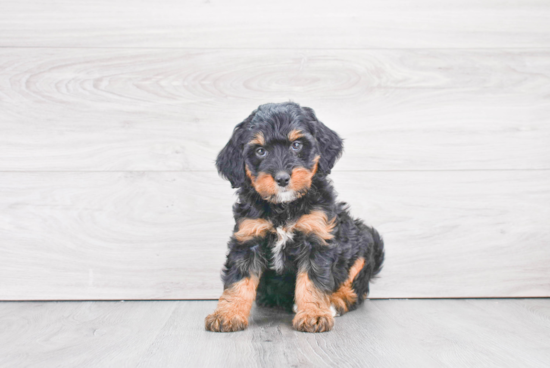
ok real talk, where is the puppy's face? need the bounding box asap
[244,126,320,203]
[216,102,343,203]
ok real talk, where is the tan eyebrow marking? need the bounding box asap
[288,129,304,142]
[248,132,265,146]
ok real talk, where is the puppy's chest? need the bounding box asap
[269,225,295,273]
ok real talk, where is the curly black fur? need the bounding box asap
[211,102,384,330]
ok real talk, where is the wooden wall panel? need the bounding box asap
[1,49,549,171]
[1,0,549,300]
[1,0,549,48]
[0,171,548,300]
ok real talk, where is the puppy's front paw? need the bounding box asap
[292,310,334,333]
[205,310,248,332]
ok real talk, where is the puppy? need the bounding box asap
[205,102,384,333]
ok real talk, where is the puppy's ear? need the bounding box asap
[302,107,343,175]
[216,113,254,188]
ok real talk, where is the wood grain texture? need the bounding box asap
[1,0,549,303]
[1,0,550,48]
[1,299,549,367]
[0,171,548,300]
[1,49,549,171]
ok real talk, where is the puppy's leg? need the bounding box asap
[329,257,365,316]
[330,224,385,316]
[206,220,269,332]
[292,270,334,333]
[205,273,260,332]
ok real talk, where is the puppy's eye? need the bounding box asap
[255,147,267,157]
[291,141,303,151]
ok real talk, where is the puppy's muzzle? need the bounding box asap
[274,171,290,187]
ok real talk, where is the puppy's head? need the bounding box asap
[216,102,343,203]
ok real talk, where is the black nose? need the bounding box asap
[275,172,290,187]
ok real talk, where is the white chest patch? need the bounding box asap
[272,226,294,273]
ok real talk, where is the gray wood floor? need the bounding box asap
[1,299,549,368]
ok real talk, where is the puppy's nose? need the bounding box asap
[275,171,290,187]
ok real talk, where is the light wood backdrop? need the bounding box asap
[0,0,549,300]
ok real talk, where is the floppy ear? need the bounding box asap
[216,112,256,188]
[302,107,343,175]
[215,122,246,188]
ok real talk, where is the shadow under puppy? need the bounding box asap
[205,102,384,333]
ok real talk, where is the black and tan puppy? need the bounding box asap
[205,102,384,333]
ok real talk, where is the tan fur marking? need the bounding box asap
[248,132,265,146]
[205,276,260,332]
[348,257,366,281]
[294,210,336,243]
[255,172,278,197]
[293,271,334,333]
[330,257,365,315]
[288,129,304,142]
[234,218,273,242]
[246,165,278,199]
[246,156,319,203]
[289,156,320,192]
